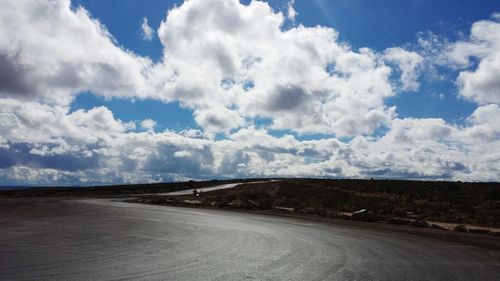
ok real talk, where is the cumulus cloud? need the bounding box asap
[141,17,154,41]
[0,0,414,136]
[1,96,499,184]
[193,107,246,135]
[383,47,424,91]
[354,110,500,181]
[287,0,298,21]
[443,15,500,104]
[155,0,398,135]
[0,0,499,184]
[0,0,152,104]
[140,119,157,131]
[462,104,500,143]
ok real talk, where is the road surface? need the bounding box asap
[160,181,269,196]
[161,183,242,195]
[1,198,499,280]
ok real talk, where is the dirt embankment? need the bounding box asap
[137,179,500,236]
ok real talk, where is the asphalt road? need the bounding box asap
[162,183,242,195]
[1,199,499,281]
[160,181,269,195]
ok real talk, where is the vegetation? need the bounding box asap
[141,179,500,228]
[2,178,499,227]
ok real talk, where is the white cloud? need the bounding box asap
[140,119,157,131]
[492,12,500,21]
[155,0,398,136]
[193,107,246,135]
[383,47,424,91]
[0,0,499,184]
[443,16,500,104]
[287,0,298,21]
[1,97,499,184]
[0,0,422,136]
[174,150,191,158]
[141,17,154,41]
[462,104,500,143]
[0,0,152,104]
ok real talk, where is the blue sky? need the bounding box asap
[1,0,500,185]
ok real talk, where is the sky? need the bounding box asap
[0,0,499,185]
